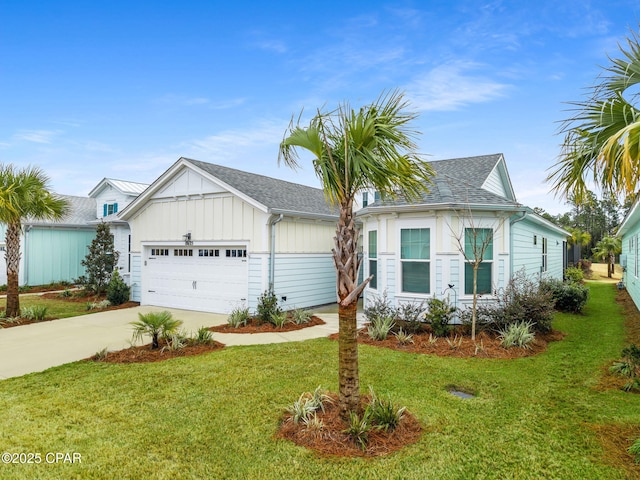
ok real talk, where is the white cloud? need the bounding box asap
[407,61,510,111]
[13,130,60,144]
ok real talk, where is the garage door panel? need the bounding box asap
[143,246,248,313]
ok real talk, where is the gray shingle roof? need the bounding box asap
[184,158,337,217]
[26,195,97,227]
[367,153,520,209]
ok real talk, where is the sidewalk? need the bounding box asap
[0,305,345,380]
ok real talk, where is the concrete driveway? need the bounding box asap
[0,306,340,380]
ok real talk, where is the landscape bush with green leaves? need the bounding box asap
[106,268,130,305]
[423,296,457,337]
[256,288,282,324]
[130,310,182,349]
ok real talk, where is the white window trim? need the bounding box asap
[396,218,436,299]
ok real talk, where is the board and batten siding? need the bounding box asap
[511,217,565,280]
[129,195,267,252]
[26,227,96,285]
[130,253,142,302]
[94,184,134,219]
[274,219,335,253]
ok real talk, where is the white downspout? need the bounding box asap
[268,214,284,289]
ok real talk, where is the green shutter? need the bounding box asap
[103,204,107,217]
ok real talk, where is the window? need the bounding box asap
[400,228,430,294]
[173,249,193,257]
[541,237,548,273]
[368,231,377,289]
[150,248,169,256]
[198,249,220,257]
[225,249,247,258]
[464,228,493,295]
[103,203,118,216]
[362,192,369,207]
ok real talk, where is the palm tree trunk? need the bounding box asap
[5,222,21,317]
[338,300,359,418]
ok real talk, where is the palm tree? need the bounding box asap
[278,91,433,418]
[131,311,182,349]
[0,165,68,317]
[547,28,640,200]
[567,227,592,263]
[592,235,622,278]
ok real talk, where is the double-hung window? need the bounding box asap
[464,228,493,295]
[400,228,430,294]
[368,231,377,289]
[103,203,118,216]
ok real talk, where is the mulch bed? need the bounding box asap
[90,339,225,364]
[276,393,422,457]
[329,327,564,359]
[210,316,325,333]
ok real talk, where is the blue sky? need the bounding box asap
[1,0,639,214]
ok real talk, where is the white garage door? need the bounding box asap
[143,246,248,313]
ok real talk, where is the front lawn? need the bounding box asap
[0,282,638,479]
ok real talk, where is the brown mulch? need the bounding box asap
[590,423,640,478]
[276,393,422,457]
[329,327,564,359]
[210,316,325,333]
[90,339,225,364]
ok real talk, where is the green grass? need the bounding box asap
[0,282,638,478]
[1,294,96,319]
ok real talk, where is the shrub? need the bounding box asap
[58,289,72,298]
[576,259,592,279]
[228,306,250,328]
[285,386,331,424]
[629,437,640,464]
[256,289,281,323]
[424,296,457,337]
[367,315,395,340]
[394,328,414,345]
[20,305,48,321]
[192,326,214,345]
[290,308,312,325]
[367,387,406,432]
[92,347,109,361]
[106,269,130,305]
[364,291,396,325]
[564,266,584,283]
[344,410,372,451]
[396,301,425,332]
[86,299,111,310]
[131,310,182,349]
[462,270,554,333]
[541,278,589,313]
[610,344,640,392]
[498,321,536,349]
[270,311,288,328]
[163,331,189,351]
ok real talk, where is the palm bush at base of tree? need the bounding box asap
[131,310,183,349]
[498,321,536,349]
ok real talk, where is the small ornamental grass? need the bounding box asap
[610,344,640,392]
[270,311,289,328]
[394,328,414,345]
[227,306,250,328]
[285,386,332,424]
[498,321,536,349]
[629,437,640,464]
[367,316,395,341]
[193,326,214,345]
[290,308,312,325]
[20,305,48,321]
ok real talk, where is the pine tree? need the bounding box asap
[79,222,119,295]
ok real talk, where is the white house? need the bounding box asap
[88,178,149,284]
[119,157,338,314]
[358,154,568,311]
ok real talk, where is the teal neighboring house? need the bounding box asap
[0,178,148,287]
[0,196,96,286]
[358,154,569,311]
[617,198,640,310]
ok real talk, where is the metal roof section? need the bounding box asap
[88,178,149,198]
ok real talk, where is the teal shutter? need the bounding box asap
[114,203,118,213]
[103,204,107,217]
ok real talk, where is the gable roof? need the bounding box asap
[361,153,520,213]
[88,178,149,198]
[25,195,97,228]
[120,157,337,220]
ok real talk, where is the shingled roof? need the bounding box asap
[185,158,337,218]
[364,153,520,210]
[26,195,97,227]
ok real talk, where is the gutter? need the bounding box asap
[268,214,284,288]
